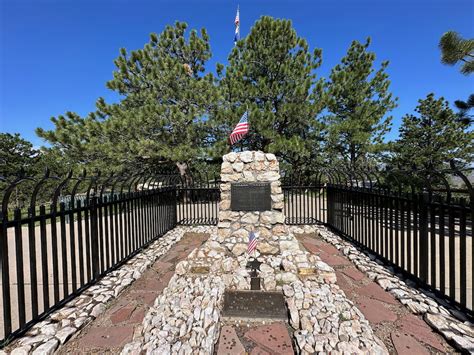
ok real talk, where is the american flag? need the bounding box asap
[234,6,240,44]
[247,231,258,254]
[229,111,249,145]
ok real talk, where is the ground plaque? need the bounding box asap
[231,182,271,211]
[221,290,287,320]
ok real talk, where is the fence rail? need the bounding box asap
[0,172,177,344]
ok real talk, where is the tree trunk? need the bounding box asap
[176,161,193,204]
[176,162,193,186]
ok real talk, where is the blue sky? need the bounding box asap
[1,0,473,147]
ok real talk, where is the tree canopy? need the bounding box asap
[439,31,474,75]
[213,16,325,173]
[30,17,472,182]
[391,93,473,171]
[324,38,397,169]
[0,133,39,179]
[37,22,218,178]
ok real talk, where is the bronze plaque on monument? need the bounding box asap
[231,182,271,211]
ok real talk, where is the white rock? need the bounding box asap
[91,303,106,318]
[55,326,77,344]
[221,162,233,174]
[32,339,59,355]
[241,213,259,224]
[193,307,201,321]
[40,323,58,336]
[10,346,31,355]
[19,335,48,346]
[281,272,299,283]
[287,298,299,329]
[240,151,253,163]
[265,153,276,161]
[233,162,244,172]
[254,151,265,161]
[280,240,300,252]
[224,152,237,163]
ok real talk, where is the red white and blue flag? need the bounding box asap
[247,231,258,254]
[229,111,249,145]
[234,6,240,44]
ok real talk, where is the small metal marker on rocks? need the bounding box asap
[246,258,263,290]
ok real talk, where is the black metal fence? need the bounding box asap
[1,162,472,343]
[0,171,177,343]
[282,183,327,225]
[299,162,472,317]
[326,182,473,317]
[176,178,220,225]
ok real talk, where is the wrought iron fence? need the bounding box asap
[323,162,473,317]
[176,178,220,226]
[282,182,327,225]
[1,161,472,343]
[0,170,177,344]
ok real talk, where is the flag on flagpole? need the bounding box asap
[247,231,258,254]
[229,111,249,145]
[234,6,240,44]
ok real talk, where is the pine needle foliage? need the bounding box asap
[212,16,326,172]
[439,31,474,75]
[391,93,473,171]
[324,38,397,169]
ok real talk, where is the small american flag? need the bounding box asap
[229,111,249,145]
[247,231,258,254]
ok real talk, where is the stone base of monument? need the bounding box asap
[221,290,287,321]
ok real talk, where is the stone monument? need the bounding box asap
[217,151,291,256]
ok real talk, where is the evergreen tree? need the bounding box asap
[439,31,474,75]
[0,133,40,209]
[213,16,326,173]
[37,22,218,179]
[324,38,397,169]
[36,111,108,170]
[454,94,474,125]
[0,133,39,179]
[392,93,473,171]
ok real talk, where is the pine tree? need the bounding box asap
[212,16,326,173]
[0,133,39,179]
[392,93,473,171]
[324,38,397,169]
[0,133,40,209]
[37,22,218,179]
[439,31,474,75]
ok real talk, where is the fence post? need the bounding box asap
[418,192,429,283]
[327,184,333,226]
[172,186,178,227]
[90,195,100,279]
[0,210,12,338]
